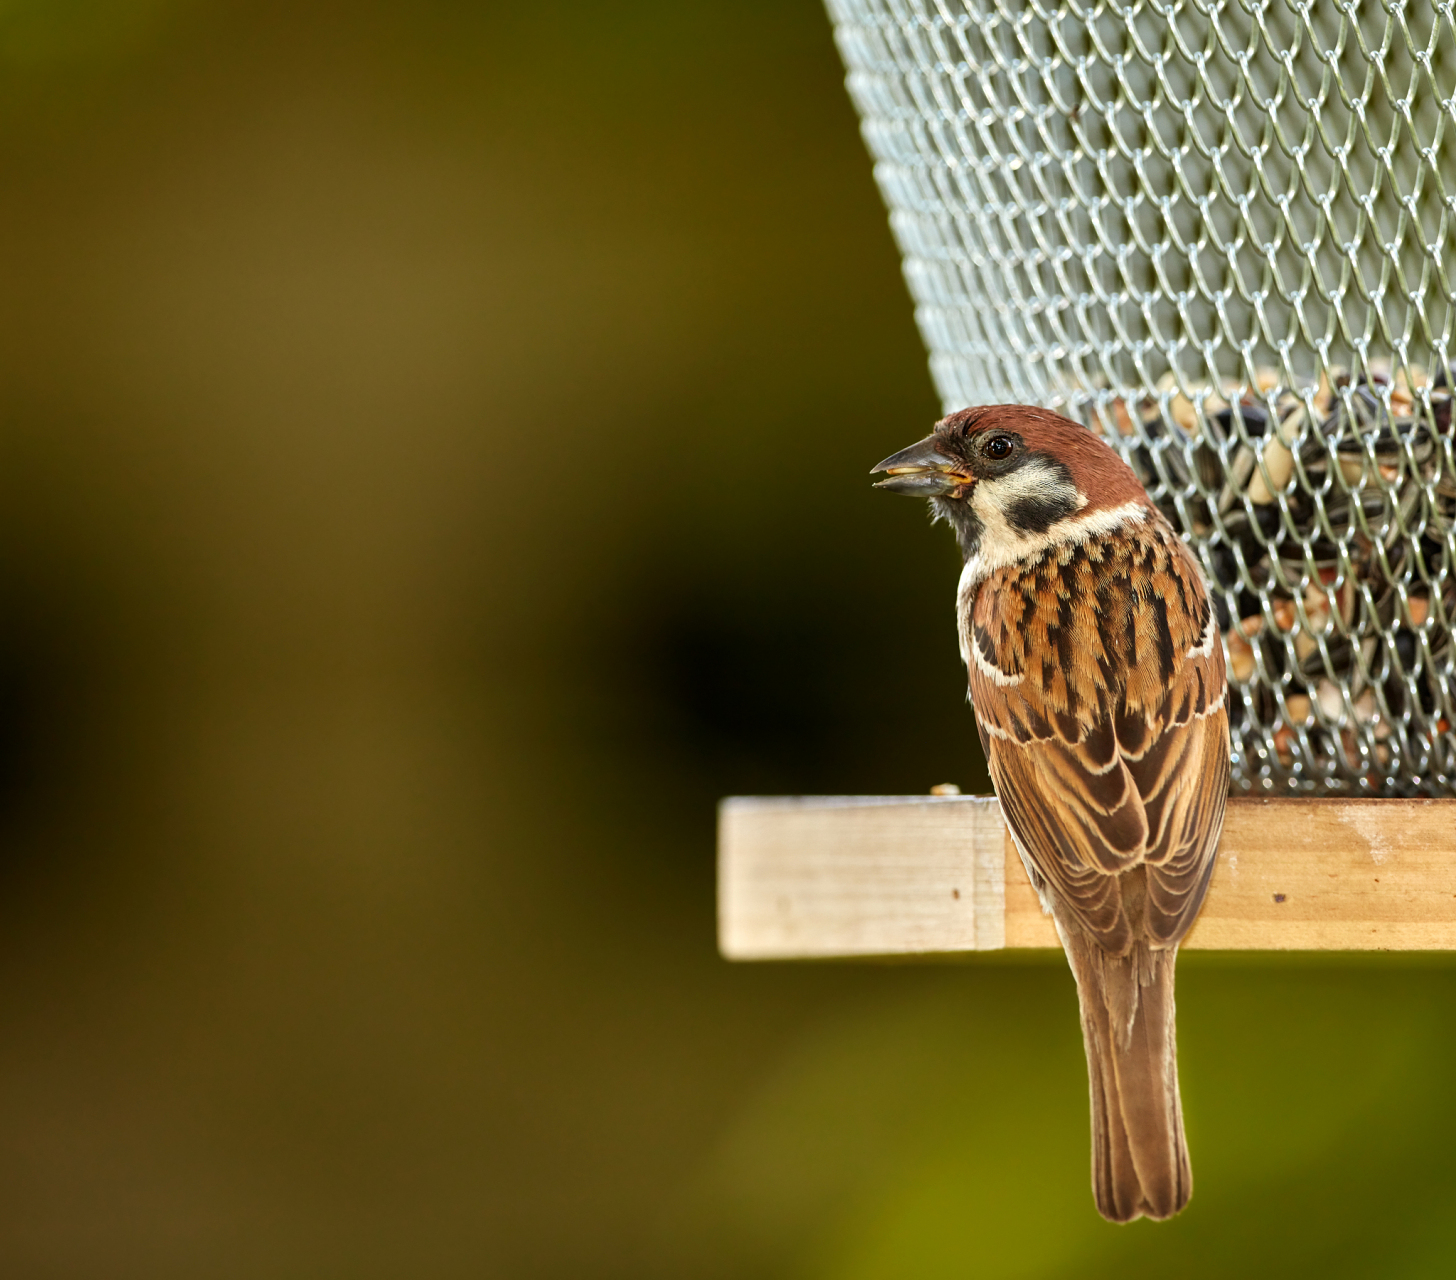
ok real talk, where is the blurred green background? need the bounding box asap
[0,2,1454,1276]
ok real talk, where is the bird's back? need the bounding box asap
[962,512,1229,956]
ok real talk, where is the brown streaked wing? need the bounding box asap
[1142,708,1229,945]
[968,524,1228,952]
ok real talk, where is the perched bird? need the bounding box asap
[872,405,1229,1222]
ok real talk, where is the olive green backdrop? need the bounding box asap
[0,2,1451,1277]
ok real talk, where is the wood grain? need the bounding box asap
[719,796,1456,957]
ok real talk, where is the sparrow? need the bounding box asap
[872,405,1229,1223]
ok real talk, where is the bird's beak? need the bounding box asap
[869,434,972,497]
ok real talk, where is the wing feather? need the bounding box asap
[968,517,1228,953]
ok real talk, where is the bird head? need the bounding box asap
[870,405,1151,563]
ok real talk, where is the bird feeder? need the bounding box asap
[721,1,1456,958]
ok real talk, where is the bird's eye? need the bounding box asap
[983,436,1014,460]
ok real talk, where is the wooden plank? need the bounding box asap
[718,796,1456,957]
[716,797,1004,958]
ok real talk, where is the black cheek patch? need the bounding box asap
[1004,491,1079,535]
[1001,456,1078,535]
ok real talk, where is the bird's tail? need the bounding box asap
[1058,924,1191,1223]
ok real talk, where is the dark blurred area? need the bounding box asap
[0,3,1453,1277]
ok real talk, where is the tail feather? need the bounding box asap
[1059,922,1190,1223]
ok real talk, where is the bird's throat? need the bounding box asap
[930,497,985,562]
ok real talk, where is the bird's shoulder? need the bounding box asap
[962,513,1214,706]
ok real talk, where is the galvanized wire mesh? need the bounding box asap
[829,0,1456,796]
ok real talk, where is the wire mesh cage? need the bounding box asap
[828,0,1456,796]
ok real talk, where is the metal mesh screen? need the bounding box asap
[828,0,1456,796]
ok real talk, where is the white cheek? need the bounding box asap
[969,465,1082,562]
[969,488,1020,563]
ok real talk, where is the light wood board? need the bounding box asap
[718,796,1456,957]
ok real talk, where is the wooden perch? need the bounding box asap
[718,796,1456,957]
